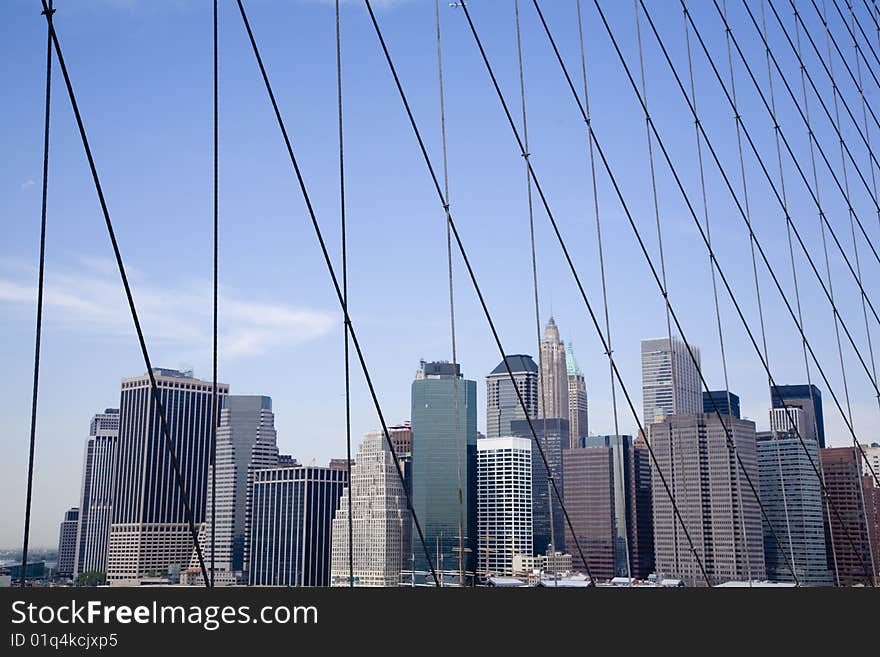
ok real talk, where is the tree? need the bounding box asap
[74,571,105,587]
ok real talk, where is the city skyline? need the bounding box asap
[4,0,880,559]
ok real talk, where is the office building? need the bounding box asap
[820,447,880,586]
[702,391,740,419]
[771,384,825,448]
[511,417,567,555]
[486,355,538,439]
[410,361,477,577]
[73,408,119,577]
[330,430,408,587]
[563,435,653,581]
[861,443,880,481]
[538,317,569,422]
[107,369,228,585]
[388,423,412,458]
[476,436,533,578]
[190,395,279,585]
[248,464,347,586]
[566,344,588,448]
[56,508,79,579]
[756,431,832,585]
[649,414,765,586]
[769,407,807,439]
[641,337,702,425]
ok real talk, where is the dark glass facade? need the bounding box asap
[511,417,567,555]
[771,384,825,448]
[248,466,347,586]
[702,390,741,419]
[410,362,477,576]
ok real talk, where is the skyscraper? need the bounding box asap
[649,414,765,586]
[820,447,879,586]
[702,390,740,419]
[756,431,832,585]
[769,406,807,438]
[56,508,79,579]
[330,430,408,587]
[641,337,702,425]
[486,355,538,438]
[538,317,569,422]
[863,443,880,481]
[562,435,653,581]
[771,384,825,448]
[248,464,347,586]
[74,408,119,578]
[477,436,533,578]
[511,417,567,556]
[410,361,477,578]
[193,395,278,585]
[107,369,228,585]
[566,344,588,448]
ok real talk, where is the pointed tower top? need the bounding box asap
[566,342,581,375]
[543,316,560,342]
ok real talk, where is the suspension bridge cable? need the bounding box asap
[821,0,880,579]
[575,0,630,578]
[533,0,797,586]
[633,0,877,583]
[834,0,880,77]
[513,0,558,567]
[209,0,218,591]
[847,0,880,238]
[562,0,869,586]
[727,0,880,489]
[818,0,860,435]
[334,0,354,590]
[36,0,211,587]
[454,0,712,586]
[760,0,828,581]
[364,0,604,586]
[780,0,880,274]
[433,0,466,587]
[857,0,880,71]
[20,0,53,588]
[575,0,622,508]
[231,0,439,587]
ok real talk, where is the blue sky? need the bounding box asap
[3,0,880,547]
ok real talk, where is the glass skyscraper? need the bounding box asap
[410,361,477,580]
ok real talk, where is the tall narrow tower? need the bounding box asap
[538,317,569,422]
[566,343,588,448]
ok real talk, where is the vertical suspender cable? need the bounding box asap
[232,0,439,586]
[37,0,211,586]
[335,0,355,589]
[575,0,628,578]
[210,0,219,590]
[513,0,557,567]
[21,0,53,587]
[433,0,466,587]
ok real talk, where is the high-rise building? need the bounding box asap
[562,435,653,581]
[476,437,533,578]
[820,447,880,586]
[649,414,765,586]
[566,344,588,448]
[57,507,80,579]
[702,391,740,419]
[73,408,119,578]
[486,355,538,439]
[769,407,807,439]
[388,423,412,457]
[771,384,825,448]
[387,423,414,576]
[641,337,702,425]
[107,369,228,585]
[863,443,880,481]
[511,417,567,556]
[248,464,347,586]
[330,430,408,587]
[191,395,278,585]
[538,317,569,422]
[756,431,832,585]
[410,361,477,577]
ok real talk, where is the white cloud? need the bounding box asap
[0,256,338,360]
[20,179,35,190]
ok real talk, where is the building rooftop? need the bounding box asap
[489,354,537,375]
